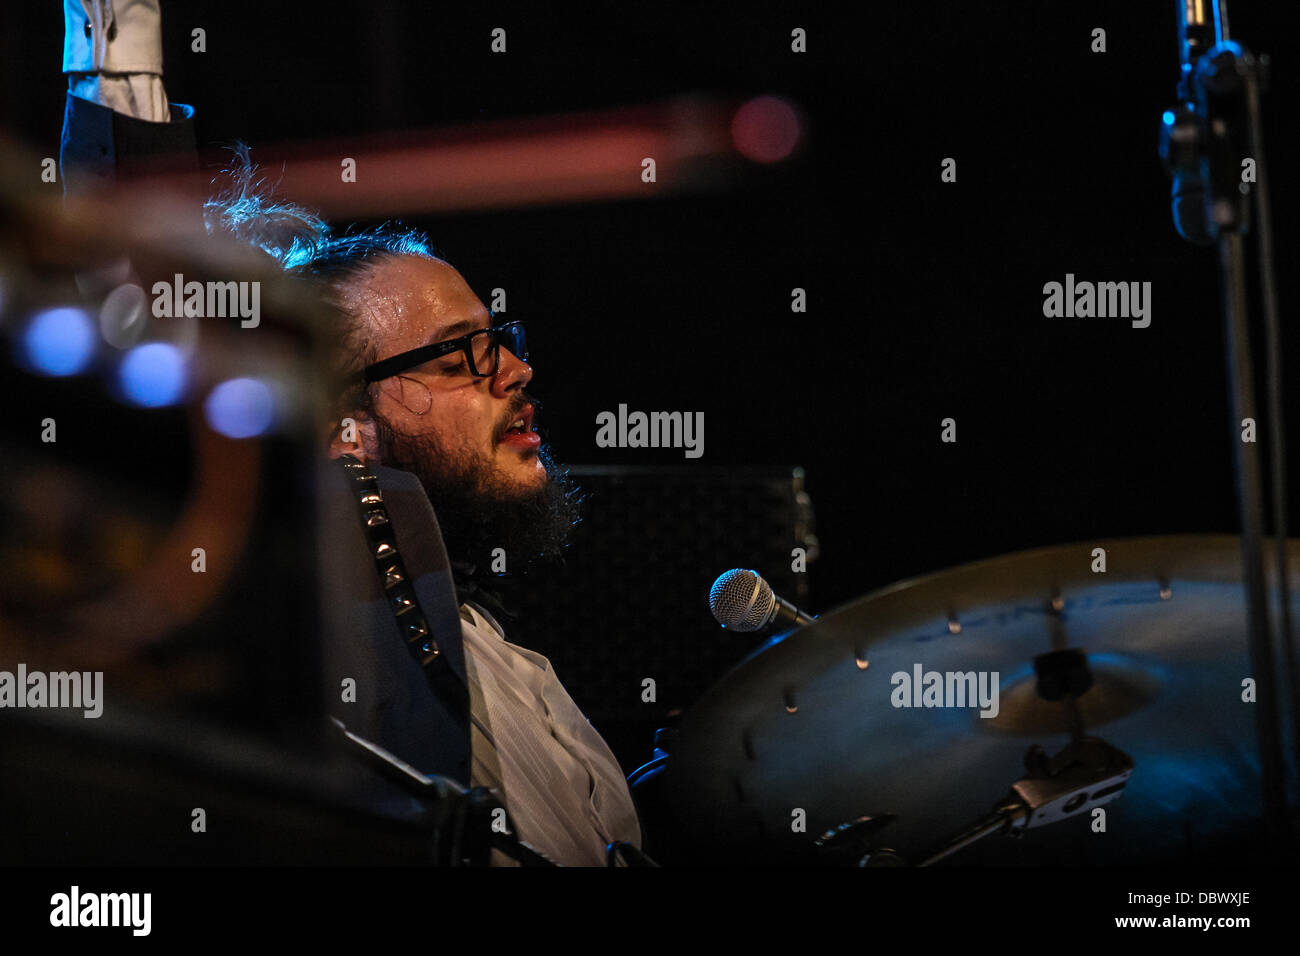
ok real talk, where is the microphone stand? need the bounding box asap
[1160,0,1296,848]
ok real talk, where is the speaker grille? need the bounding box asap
[494,465,812,764]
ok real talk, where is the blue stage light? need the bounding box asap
[117,342,188,407]
[204,377,276,439]
[21,307,96,376]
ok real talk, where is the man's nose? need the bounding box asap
[491,347,533,397]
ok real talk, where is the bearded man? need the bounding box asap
[59,0,643,866]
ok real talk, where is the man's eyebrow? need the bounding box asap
[424,317,486,346]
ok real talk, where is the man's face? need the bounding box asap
[334,253,581,569]
[341,253,546,498]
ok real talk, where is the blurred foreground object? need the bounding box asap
[0,137,453,862]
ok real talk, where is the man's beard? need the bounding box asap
[370,403,583,575]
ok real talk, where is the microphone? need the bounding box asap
[1161,0,1232,244]
[709,569,816,633]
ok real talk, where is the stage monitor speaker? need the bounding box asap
[494,464,816,767]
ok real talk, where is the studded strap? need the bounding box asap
[337,454,442,667]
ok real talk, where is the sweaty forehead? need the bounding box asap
[344,254,490,354]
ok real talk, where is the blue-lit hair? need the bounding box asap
[203,143,437,414]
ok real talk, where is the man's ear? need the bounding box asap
[326,409,381,463]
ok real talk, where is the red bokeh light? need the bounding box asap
[731,96,801,164]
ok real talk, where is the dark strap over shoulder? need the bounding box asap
[337,454,469,715]
[319,453,470,785]
[338,455,440,665]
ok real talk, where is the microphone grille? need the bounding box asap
[709,569,776,631]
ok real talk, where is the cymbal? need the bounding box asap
[664,535,1292,864]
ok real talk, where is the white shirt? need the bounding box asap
[460,603,642,866]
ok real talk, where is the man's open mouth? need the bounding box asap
[499,404,537,443]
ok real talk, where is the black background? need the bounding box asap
[7,1,1298,611]
[4,2,1298,729]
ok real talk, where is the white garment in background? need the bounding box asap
[64,0,170,122]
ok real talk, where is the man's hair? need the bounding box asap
[204,150,584,572]
[203,144,434,418]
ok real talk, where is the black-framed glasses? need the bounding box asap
[362,320,527,384]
